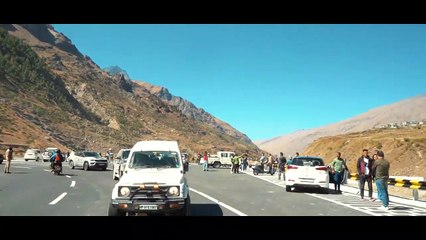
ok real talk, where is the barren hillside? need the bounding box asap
[302,126,426,177]
[257,95,426,156]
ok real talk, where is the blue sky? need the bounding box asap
[53,24,426,141]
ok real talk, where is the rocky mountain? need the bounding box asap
[103,66,130,81]
[302,126,426,177]
[257,95,426,156]
[0,24,261,159]
[132,81,253,144]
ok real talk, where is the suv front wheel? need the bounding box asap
[108,202,126,216]
[175,195,191,216]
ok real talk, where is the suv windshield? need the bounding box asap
[128,151,181,169]
[83,152,101,158]
[291,157,324,167]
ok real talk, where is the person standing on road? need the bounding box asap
[4,147,13,174]
[241,154,248,172]
[357,149,374,200]
[232,153,241,174]
[202,151,209,171]
[372,150,390,210]
[277,152,287,180]
[267,153,274,174]
[331,152,348,193]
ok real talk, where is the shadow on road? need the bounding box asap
[390,206,413,211]
[290,188,333,195]
[191,203,224,216]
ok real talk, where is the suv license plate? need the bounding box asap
[140,205,158,210]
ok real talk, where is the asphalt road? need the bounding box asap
[1,160,425,216]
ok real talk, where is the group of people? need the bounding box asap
[329,149,390,210]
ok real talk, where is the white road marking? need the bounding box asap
[13,166,32,169]
[49,192,67,205]
[107,168,113,171]
[43,169,51,172]
[70,181,76,188]
[305,193,379,216]
[65,175,71,178]
[189,187,247,216]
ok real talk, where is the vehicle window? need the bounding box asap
[122,150,130,160]
[83,152,101,158]
[292,158,324,166]
[129,151,180,169]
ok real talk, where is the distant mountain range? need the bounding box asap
[256,94,426,156]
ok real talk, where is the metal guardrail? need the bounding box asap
[348,173,425,200]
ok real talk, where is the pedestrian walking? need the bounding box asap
[330,152,348,193]
[202,151,209,171]
[372,150,390,210]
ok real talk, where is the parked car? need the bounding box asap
[285,156,329,193]
[24,149,41,162]
[0,153,3,164]
[112,149,131,180]
[68,151,108,171]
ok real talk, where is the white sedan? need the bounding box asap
[285,156,329,193]
[112,149,130,180]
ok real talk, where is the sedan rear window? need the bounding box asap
[292,157,324,167]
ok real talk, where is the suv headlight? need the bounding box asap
[168,186,179,196]
[119,187,130,197]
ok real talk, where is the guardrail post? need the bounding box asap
[413,189,419,201]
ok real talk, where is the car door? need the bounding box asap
[74,152,82,167]
[113,150,122,175]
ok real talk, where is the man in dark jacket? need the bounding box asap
[357,149,374,200]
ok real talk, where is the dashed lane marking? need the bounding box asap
[70,181,76,188]
[49,192,67,205]
[189,187,247,216]
[65,175,71,178]
[12,166,32,169]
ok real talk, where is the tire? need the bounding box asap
[69,160,75,169]
[83,162,89,171]
[108,202,126,216]
[286,186,291,192]
[176,195,191,216]
[253,169,259,175]
[102,167,107,171]
[25,159,28,162]
[213,161,221,168]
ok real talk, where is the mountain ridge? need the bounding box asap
[257,94,426,156]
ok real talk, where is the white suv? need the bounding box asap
[112,149,131,180]
[24,149,41,162]
[108,141,190,216]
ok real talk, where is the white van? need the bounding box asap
[108,140,190,216]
